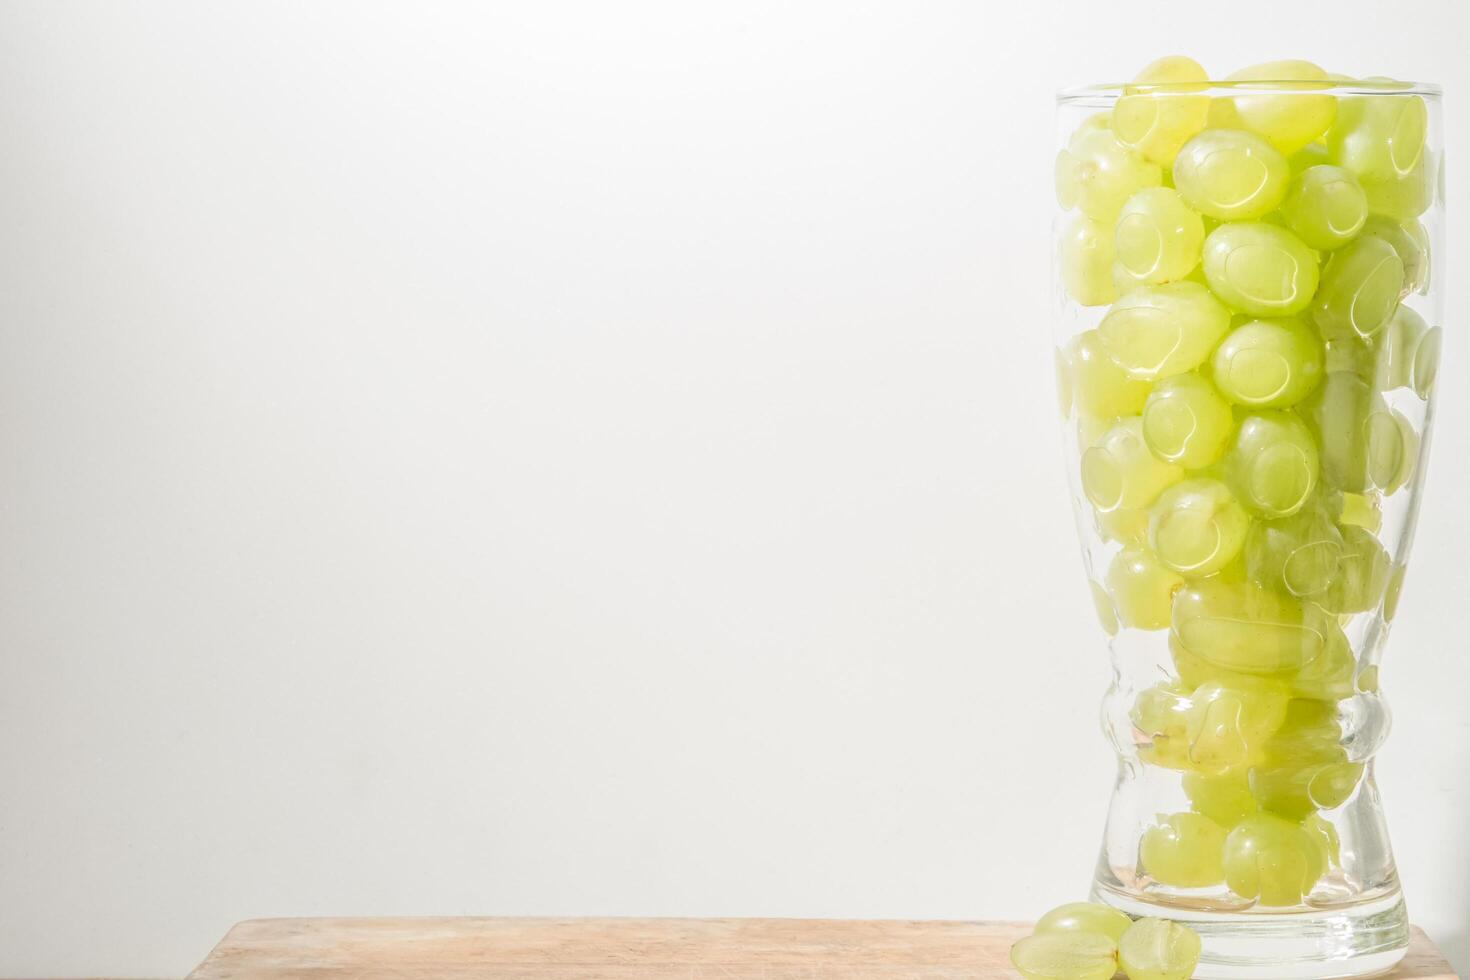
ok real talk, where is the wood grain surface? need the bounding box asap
[183,917,1457,979]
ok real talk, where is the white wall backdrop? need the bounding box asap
[2,2,1468,976]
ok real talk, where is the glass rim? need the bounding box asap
[1057,79,1442,103]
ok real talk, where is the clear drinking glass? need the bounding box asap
[1052,78,1443,979]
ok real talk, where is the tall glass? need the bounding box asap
[1052,78,1442,979]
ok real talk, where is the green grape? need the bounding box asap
[1142,373,1234,468]
[1056,149,1081,210]
[1132,681,1191,736]
[1107,547,1185,630]
[1321,332,1375,379]
[1174,129,1290,221]
[1304,812,1342,867]
[1333,490,1383,534]
[1201,222,1320,317]
[1113,260,1152,297]
[1225,412,1319,518]
[1372,305,1429,391]
[1328,92,1428,183]
[1384,562,1408,620]
[1068,125,1165,222]
[1363,149,1435,221]
[1098,506,1151,546]
[1313,236,1404,341]
[1289,143,1332,173]
[1249,772,1334,824]
[1055,348,1073,419]
[1055,115,1115,209]
[1132,680,1196,771]
[1364,408,1418,495]
[1183,769,1258,828]
[1245,504,1344,599]
[1078,408,1118,448]
[1323,308,1434,399]
[1324,306,1435,402]
[1066,331,1152,419]
[1076,113,1114,139]
[1140,813,1227,886]
[1223,812,1327,905]
[1035,902,1133,943]
[1360,215,1429,294]
[1319,524,1391,614]
[1413,326,1442,397]
[1251,761,1364,818]
[1011,931,1119,980]
[1206,95,1243,130]
[1299,371,1376,492]
[1279,165,1368,250]
[1139,735,1192,772]
[1289,617,1355,701]
[1083,418,1184,513]
[1185,678,1290,772]
[1260,698,1343,758]
[1114,237,1217,295]
[1113,56,1211,165]
[1118,917,1202,980]
[1172,580,1328,676]
[1250,700,1363,817]
[1225,61,1338,155]
[1059,214,1118,306]
[1099,281,1232,380]
[1148,478,1250,576]
[1211,318,1323,408]
[1089,579,1119,635]
[1115,187,1205,284]
[1171,630,1256,691]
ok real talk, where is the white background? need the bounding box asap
[2,2,1468,976]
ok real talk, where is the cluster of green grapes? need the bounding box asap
[1056,58,1439,911]
[1011,902,1201,980]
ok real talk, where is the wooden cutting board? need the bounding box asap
[185,917,1457,979]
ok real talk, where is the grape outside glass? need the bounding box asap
[1054,71,1443,980]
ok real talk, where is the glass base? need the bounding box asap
[1091,887,1409,980]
